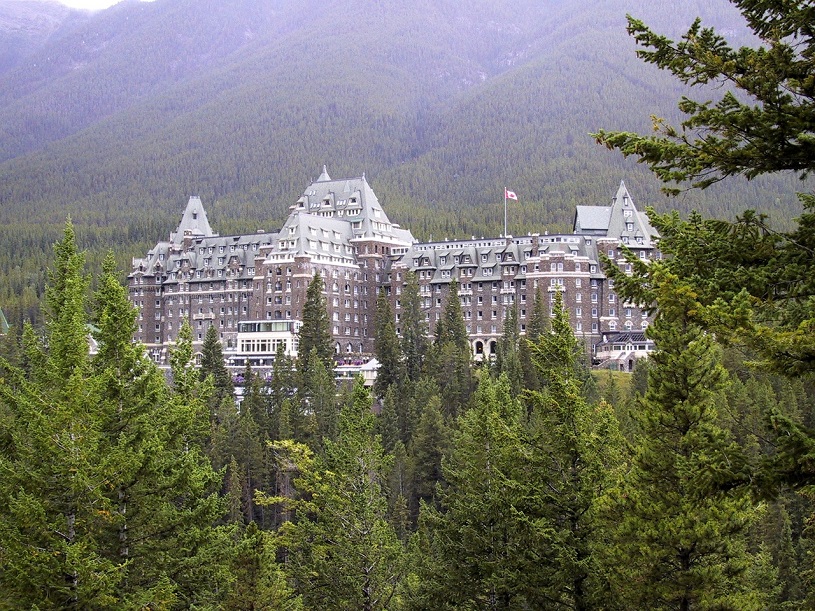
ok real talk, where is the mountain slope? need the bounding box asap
[0,0,807,329]
[0,0,90,75]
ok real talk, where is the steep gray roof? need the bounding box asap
[277,212,356,262]
[130,229,277,282]
[289,169,414,246]
[605,181,659,247]
[574,206,612,234]
[170,196,216,244]
[573,181,658,247]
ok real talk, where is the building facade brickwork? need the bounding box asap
[129,170,658,366]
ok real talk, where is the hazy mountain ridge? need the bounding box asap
[0,0,805,285]
[0,0,91,75]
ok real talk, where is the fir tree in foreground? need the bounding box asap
[427,279,472,418]
[525,291,624,609]
[0,227,230,608]
[605,270,771,610]
[408,374,539,609]
[265,377,404,610]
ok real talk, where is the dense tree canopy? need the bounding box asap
[596,0,815,498]
[594,0,815,192]
[0,225,230,608]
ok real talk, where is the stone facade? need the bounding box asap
[129,171,658,365]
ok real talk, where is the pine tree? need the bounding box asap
[268,341,297,440]
[400,271,429,382]
[436,279,469,351]
[521,287,548,392]
[593,1,815,190]
[268,378,404,610]
[201,323,235,414]
[399,375,438,448]
[301,347,337,448]
[428,280,472,418]
[387,440,411,541]
[297,273,334,374]
[212,375,267,525]
[607,270,770,610]
[373,288,405,398]
[241,362,268,436]
[0,227,232,607]
[0,222,118,607]
[526,286,548,343]
[378,384,400,454]
[495,305,523,396]
[223,522,301,610]
[409,375,542,609]
[408,395,448,523]
[525,291,626,609]
[593,0,815,494]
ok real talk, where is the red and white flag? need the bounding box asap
[505,189,518,201]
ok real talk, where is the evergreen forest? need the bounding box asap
[2,0,815,608]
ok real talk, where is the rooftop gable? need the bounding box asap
[170,196,216,244]
[605,181,659,246]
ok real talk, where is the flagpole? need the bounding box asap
[504,188,507,237]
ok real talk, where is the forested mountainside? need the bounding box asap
[0,0,89,74]
[0,0,808,330]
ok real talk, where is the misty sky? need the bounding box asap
[58,0,117,7]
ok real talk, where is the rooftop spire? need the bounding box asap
[171,196,215,243]
[317,165,331,182]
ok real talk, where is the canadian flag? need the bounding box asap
[505,189,518,201]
